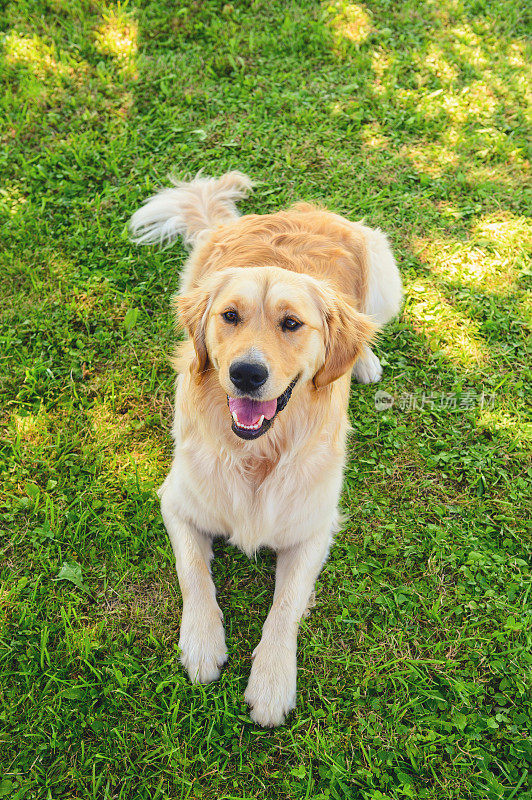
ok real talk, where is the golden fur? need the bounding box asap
[129,172,402,727]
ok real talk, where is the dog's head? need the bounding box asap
[176,267,375,440]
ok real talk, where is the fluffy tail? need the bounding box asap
[129,171,253,248]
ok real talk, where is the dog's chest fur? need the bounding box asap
[165,417,346,557]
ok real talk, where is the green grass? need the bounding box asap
[1,0,531,798]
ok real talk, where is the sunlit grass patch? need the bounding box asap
[464,160,530,190]
[412,237,506,293]
[112,442,167,483]
[369,46,393,94]
[405,281,488,366]
[2,31,64,106]
[370,46,392,77]
[324,1,372,46]
[445,80,497,124]
[360,121,389,151]
[477,409,532,444]
[3,31,65,75]
[12,409,50,447]
[421,43,459,83]
[0,183,27,217]
[412,213,531,294]
[86,401,168,487]
[381,17,529,167]
[94,3,138,75]
[451,23,489,68]
[398,80,502,130]
[87,402,134,444]
[471,213,532,257]
[507,39,528,68]
[402,140,459,178]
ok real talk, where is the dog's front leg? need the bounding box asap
[245,534,331,727]
[161,495,227,684]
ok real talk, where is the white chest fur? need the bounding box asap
[162,420,346,556]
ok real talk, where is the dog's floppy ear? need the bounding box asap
[174,286,210,372]
[313,290,376,389]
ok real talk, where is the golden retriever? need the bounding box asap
[129,172,402,727]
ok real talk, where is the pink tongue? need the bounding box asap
[228,397,277,426]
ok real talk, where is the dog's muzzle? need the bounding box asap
[227,377,299,440]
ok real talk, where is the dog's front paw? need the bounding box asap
[353,348,383,384]
[244,641,297,727]
[179,605,227,684]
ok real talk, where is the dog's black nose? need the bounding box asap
[229,361,268,393]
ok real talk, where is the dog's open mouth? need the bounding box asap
[228,378,298,440]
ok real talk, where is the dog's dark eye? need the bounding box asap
[282,317,302,332]
[222,310,239,324]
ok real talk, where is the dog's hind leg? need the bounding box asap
[353,223,403,384]
[160,493,227,684]
[352,344,383,384]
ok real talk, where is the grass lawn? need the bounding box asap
[1,0,531,798]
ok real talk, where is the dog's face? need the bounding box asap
[177,267,374,440]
